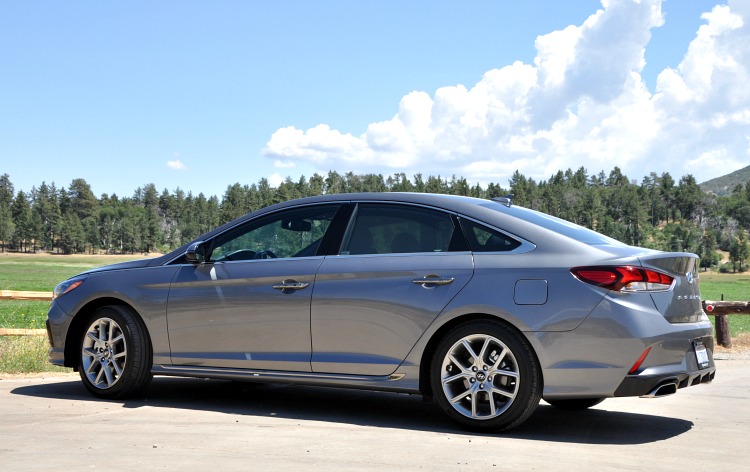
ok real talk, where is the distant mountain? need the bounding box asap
[700,164,750,196]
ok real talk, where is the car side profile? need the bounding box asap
[46,193,715,431]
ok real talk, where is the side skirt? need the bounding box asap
[151,364,421,394]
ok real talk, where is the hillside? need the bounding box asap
[700,164,750,195]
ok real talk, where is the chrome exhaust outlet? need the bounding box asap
[641,381,678,398]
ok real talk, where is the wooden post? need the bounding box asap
[715,314,732,348]
[710,294,732,348]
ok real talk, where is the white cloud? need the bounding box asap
[167,160,187,171]
[273,159,297,169]
[263,0,750,186]
[268,173,285,187]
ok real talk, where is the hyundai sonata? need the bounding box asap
[47,193,715,431]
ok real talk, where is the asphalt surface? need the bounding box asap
[1,360,748,471]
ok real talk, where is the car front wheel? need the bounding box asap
[430,320,541,432]
[78,305,152,398]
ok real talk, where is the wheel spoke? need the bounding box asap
[477,337,492,362]
[82,347,97,358]
[488,392,497,416]
[491,347,509,370]
[492,386,517,400]
[94,366,105,385]
[492,369,519,380]
[442,372,467,384]
[448,353,467,371]
[461,339,479,362]
[85,360,99,375]
[102,363,115,386]
[449,388,472,404]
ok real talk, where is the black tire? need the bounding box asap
[546,398,605,410]
[78,305,152,399]
[430,320,541,432]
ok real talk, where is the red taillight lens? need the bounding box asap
[571,266,674,292]
[628,347,652,374]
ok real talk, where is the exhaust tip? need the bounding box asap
[642,381,678,398]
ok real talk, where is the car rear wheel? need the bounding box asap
[79,305,152,398]
[430,320,541,432]
[546,398,605,410]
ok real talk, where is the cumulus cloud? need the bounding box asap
[167,159,187,171]
[263,0,750,186]
[268,173,285,187]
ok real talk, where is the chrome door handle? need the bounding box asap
[272,280,310,292]
[411,275,455,287]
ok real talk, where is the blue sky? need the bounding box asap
[1,0,745,199]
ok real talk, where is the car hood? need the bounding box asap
[79,258,156,276]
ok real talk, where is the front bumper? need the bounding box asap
[46,300,73,367]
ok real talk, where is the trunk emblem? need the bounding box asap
[686,271,694,285]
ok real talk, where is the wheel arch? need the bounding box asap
[418,313,543,399]
[64,298,152,369]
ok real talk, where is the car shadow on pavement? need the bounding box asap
[11,375,693,444]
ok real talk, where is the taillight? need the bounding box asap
[570,266,674,292]
[628,347,652,374]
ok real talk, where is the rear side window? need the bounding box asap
[459,218,521,252]
[341,204,461,255]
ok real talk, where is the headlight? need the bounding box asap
[52,277,86,300]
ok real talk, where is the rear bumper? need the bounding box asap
[614,366,716,397]
[614,333,716,397]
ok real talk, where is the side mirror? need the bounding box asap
[185,241,207,264]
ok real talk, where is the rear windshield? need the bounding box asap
[479,201,624,246]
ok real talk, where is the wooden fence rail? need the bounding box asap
[0,290,53,301]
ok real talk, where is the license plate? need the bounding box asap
[694,340,710,369]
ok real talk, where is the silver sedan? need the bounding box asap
[47,193,716,431]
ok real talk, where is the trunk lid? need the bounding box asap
[639,253,704,323]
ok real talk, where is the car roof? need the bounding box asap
[154,192,643,266]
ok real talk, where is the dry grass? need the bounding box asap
[715,332,750,353]
[0,335,68,374]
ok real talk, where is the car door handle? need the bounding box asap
[272,280,310,292]
[411,275,455,287]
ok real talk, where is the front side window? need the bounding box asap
[341,204,460,255]
[210,204,339,261]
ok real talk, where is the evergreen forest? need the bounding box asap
[1,167,748,271]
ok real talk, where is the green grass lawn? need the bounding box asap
[0,253,144,373]
[699,272,750,337]
[699,272,750,302]
[0,253,144,329]
[0,254,138,291]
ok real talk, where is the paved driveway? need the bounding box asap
[1,360,748,471]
